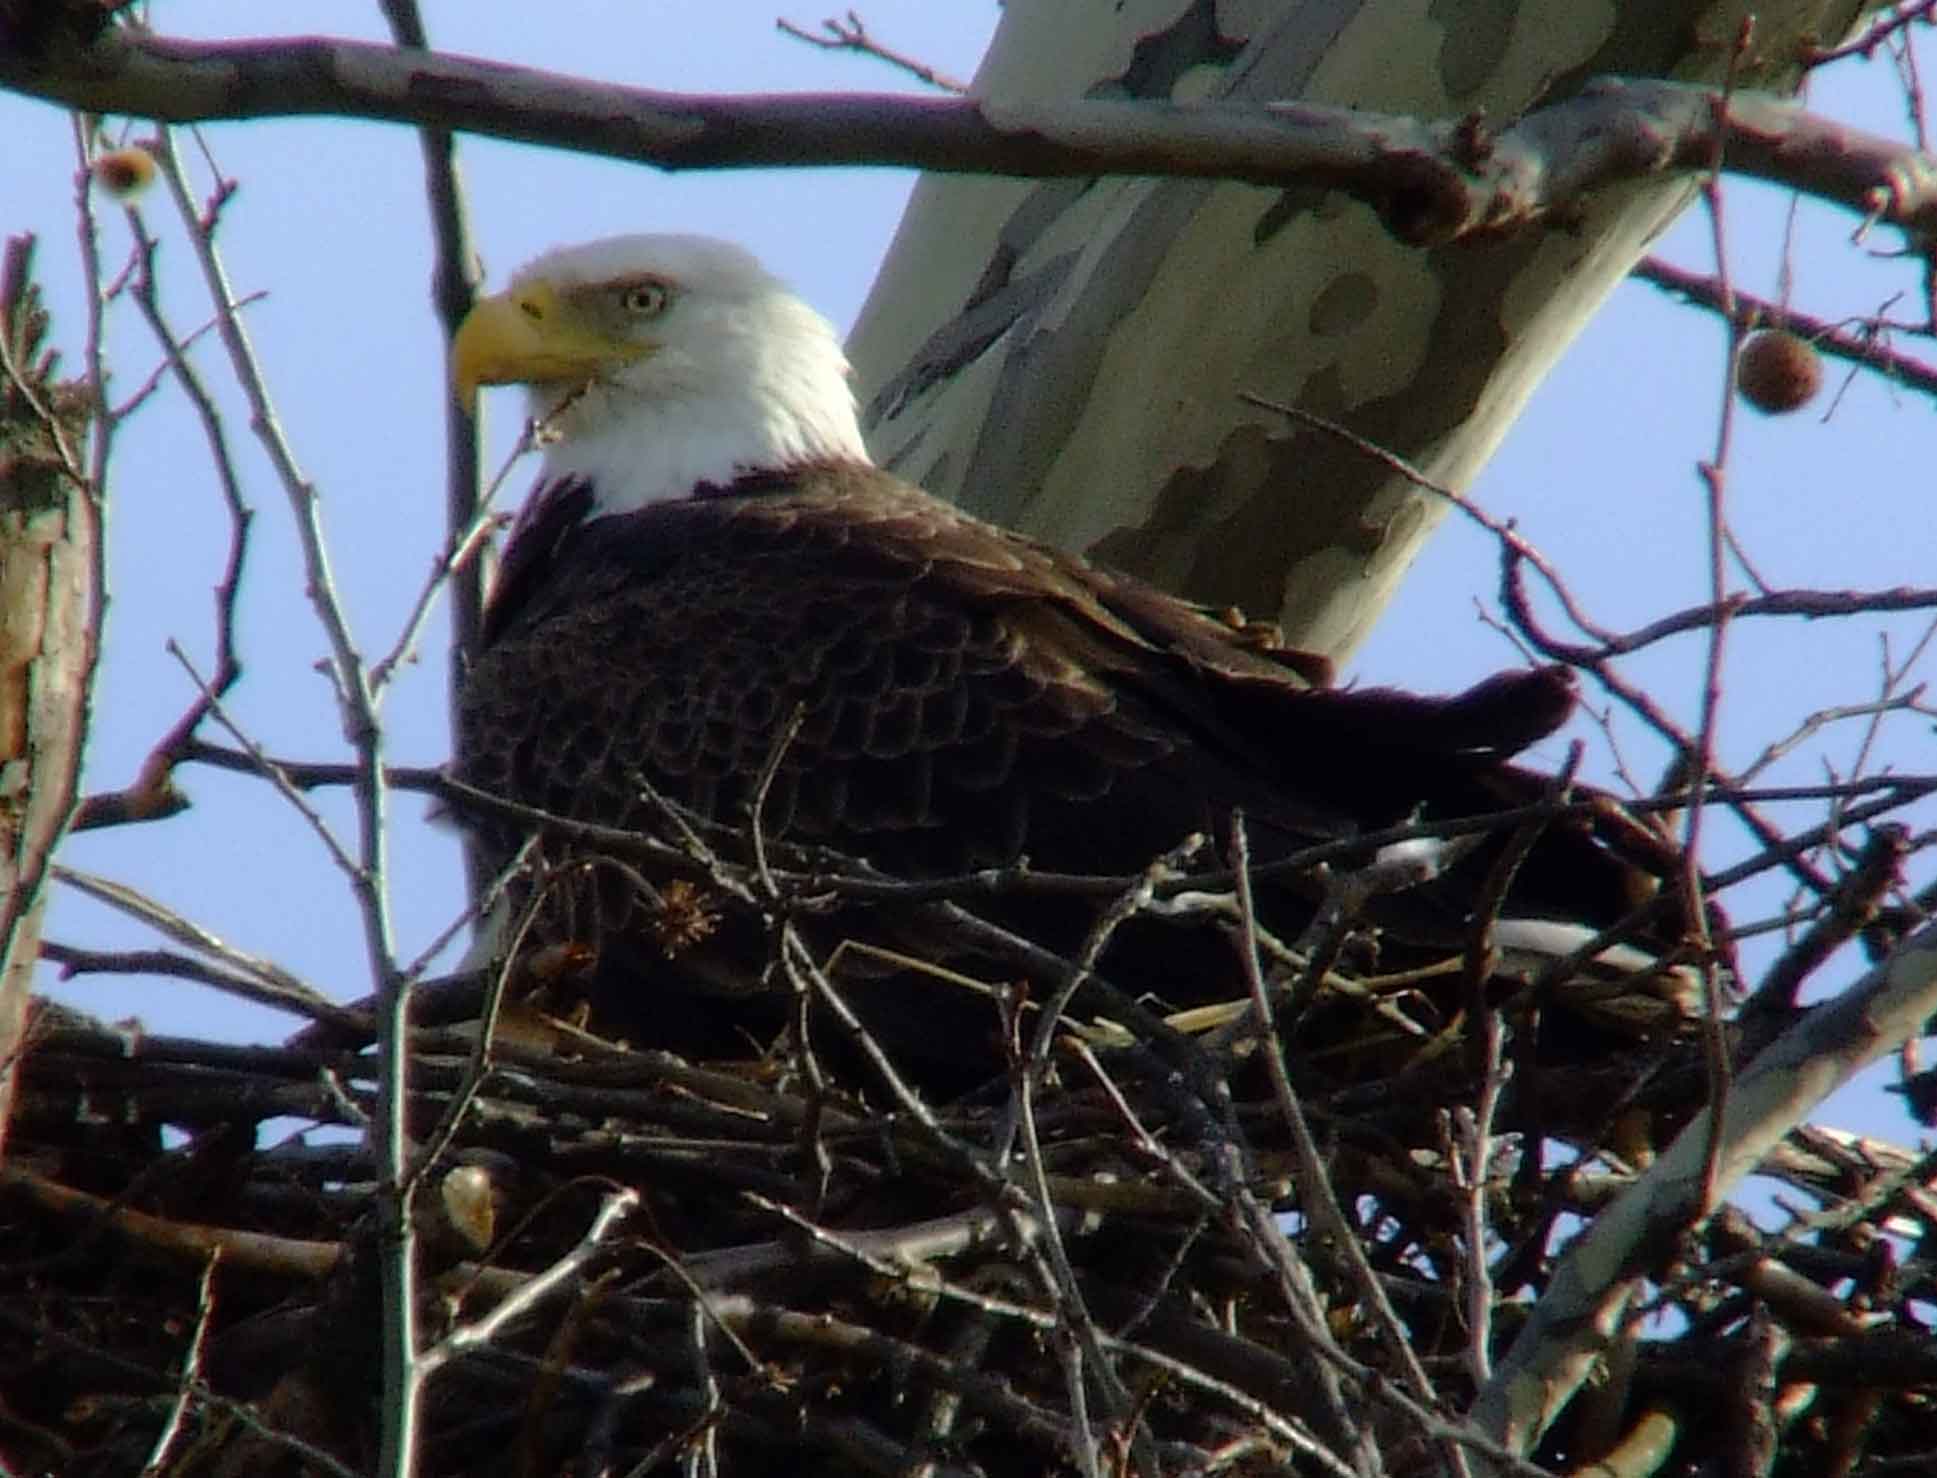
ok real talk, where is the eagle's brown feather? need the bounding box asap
[457,460,1678,1082]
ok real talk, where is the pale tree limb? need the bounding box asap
[0,224,103,1156]
[845,0,1893,655]
[1467,917,1937,1463]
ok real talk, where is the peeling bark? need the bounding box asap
[850,0,1874,657]
[0,236,98,1160]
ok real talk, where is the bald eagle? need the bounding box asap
[449,234,1687,1087]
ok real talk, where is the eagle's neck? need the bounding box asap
[532,359,872,515]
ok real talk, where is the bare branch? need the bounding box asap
[1470,916,1937,1459]
[50,862,340,1016]
[417,1187,638,1380]
[141,1249,220,1475]
[5,31,1937,246]
[0,1160,342,1281]
[66,200,260,836]
[374,0,487,919]
[1227,815,1463,1474]
[38,938,361,1031]
[1805,1,1937,65]
[146,122,422,1470]
[1634,255,1937,396]
[776,10,971,94]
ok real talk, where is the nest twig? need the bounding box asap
[4,807,1935,1477]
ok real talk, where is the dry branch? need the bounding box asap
[1470,917,1937,1461]
[3,29,1937,247]
[7,759,1934,1474]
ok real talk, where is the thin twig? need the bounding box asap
[1227,815,1466,1477]
[417,1187,639,1378]
[776,10,972,93]
[87,201,256,829]
[49,863,341,1018]
[140,1249,220,1476]
[150,123,419,1477]
[1804,0,1937,64]
[38,938,359,1031]
[1632,255,1937,396]
[375,0,488,901]
[1684,25,1752,1215]
[165,641,358,876]
[368,497,506,691]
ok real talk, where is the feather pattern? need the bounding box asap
[450,234,1691,1082]
[456,463,1677,1071]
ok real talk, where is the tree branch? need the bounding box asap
[5,30,1937,246]
[1469,916,1937,1461]
[374,0,489,917]
[146,125,422,1475]
[1633,254,1937,397]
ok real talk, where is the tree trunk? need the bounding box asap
[0,235,97,1160]
[849,0,1867,657]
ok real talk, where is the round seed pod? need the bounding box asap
[1736,329,1823,415]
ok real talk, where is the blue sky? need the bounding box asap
[4,4,1931,1147]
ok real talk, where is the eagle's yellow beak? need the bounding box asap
[451,282,647,408]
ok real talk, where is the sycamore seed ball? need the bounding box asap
[1736,329,1824,415]
[90,146,157,201]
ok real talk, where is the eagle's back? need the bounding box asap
[455,463,1676,1076]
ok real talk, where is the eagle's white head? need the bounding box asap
[453,233,871,515]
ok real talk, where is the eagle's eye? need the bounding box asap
[618,280,671,318]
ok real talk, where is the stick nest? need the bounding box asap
[5,817,1935,1478]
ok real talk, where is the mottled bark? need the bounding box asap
[0,236,98,1160]
[850,0,1874,657]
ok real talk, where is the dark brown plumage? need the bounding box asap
[447,233,1696,1093]
[456,461,1684,1087]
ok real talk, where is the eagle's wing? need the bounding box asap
[461,464,1633,891]
[455,463,1688,1075]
